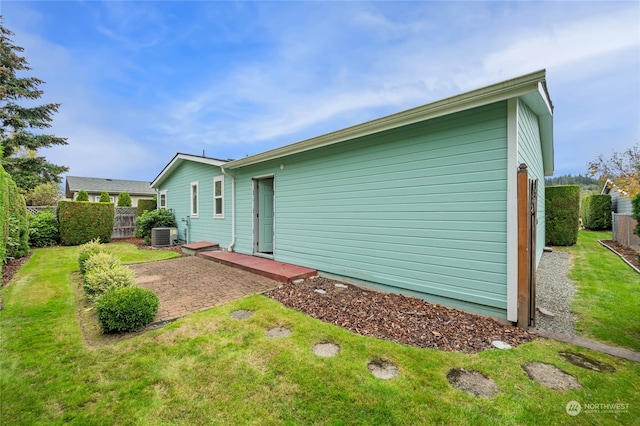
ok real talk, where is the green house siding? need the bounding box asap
[232,102,510,317]
[517,99,546,266]
[157,162,231,245]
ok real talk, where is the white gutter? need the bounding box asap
[219,166,236,252]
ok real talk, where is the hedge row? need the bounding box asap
[1,161,29,263]
[137,199,156,217]
[58,200,115,245]
[545,185,580,246]
[581,194,612,231]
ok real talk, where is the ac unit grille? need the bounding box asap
[151,227,177,247]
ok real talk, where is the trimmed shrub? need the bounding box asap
[76,190,89,202]
[28,207,60,247]
[117,192,132,207]
[137,199,157,217]
[632,192,640,237]
[1,164,29,263]
[78,238,108,274]
[83,264,136,302]
[58,200,114,245]
[136,208,176,244]
[96,287,159,333]
[83,252,121,275]
[545,185,580,246]
[581,194,612,231]
[99,191,111,203]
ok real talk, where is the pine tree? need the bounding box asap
[0,19,68,192]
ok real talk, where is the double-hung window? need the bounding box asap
[213,176,224,218]
[190,181,199,217]
[159,190,167,209]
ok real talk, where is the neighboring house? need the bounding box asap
[151,70,554,322]
[601,180,633,214]
[65,176,156,207]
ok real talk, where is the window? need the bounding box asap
[190,181,199,217]
[213,176,224,218]
[159,190,167,209]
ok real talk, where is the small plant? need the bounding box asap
[76,190,89,202]
[117,192,132,207]
[77,238,107,274]
[83,252,121,275]
[28,207,60,247]
[99,192,111,203]
[83,264,136,302]
[632,192,640,237]
[96,287,159,333]
[136,208,176,245]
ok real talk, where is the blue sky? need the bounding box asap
[2,1,639,183]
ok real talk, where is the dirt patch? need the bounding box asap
[267,278,535,353]
[230,309,254,320]
[522,362,581,390]
[558,351,615,373]
[600,240,640,271]
[368,359,400,380]
[447,368,499,397]
[2,251,33,287]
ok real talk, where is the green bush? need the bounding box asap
[83,252,121,275]
[137,199,157,217]
[581,194,612,231]
[99,192,111,203]
[58,200,114,245]
[1,163,29,263]
[117,192,132,207]
[76,190,89,202]
[78,238,108,274]
[28,207,60,247]
[545,185,580,246]
[632,192,640,237]
[136,208,176,244]
[83,264,136,302]
[96,287,159,333]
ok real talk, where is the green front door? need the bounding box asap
[257,178,274,253]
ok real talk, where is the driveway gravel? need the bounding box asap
[534,250,577,335]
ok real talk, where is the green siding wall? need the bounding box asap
[517,99,546,266]
[232,102,510,317]
[158,162,231,245]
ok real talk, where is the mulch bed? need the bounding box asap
[267,277,535,353]
[599,240,640,270]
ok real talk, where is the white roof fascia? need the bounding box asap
[223,70,548,170]
[151,153,226,188]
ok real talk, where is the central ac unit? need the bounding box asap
[151,227,178,247]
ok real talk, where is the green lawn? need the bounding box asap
[1,240,638,425]
[562,231,640,352]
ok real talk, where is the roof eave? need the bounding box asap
[223,70,549,170]
[151,153,227,188]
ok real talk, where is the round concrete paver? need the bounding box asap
[522,362,581,390]
[492,340,512,350]
[447,368,499,397]
[230,310,254,320]
[266,326,291,338]
[368,360,400,380]
[312,343,340,357]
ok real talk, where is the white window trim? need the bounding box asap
[159,190,167,209]
[213,175,224,219]
[190,181,199,218]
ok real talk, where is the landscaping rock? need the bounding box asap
[522,362,581,390]
[447,368,499,397]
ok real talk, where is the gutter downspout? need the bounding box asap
[220,165,236,252]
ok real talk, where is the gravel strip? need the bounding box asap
[534,250,577,335]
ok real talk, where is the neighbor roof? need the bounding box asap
[66,176,156,197]
[222,69,554,175]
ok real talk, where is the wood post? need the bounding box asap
[517,164,530,329]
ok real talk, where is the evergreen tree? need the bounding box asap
[0,19,68,193]
[117,192,132,207]
[76,190,89,202]
[99,192,111,203]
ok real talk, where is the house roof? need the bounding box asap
[66,176,156,197]
[150,153,228,188]
[222,69,554,175]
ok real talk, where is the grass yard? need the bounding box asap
[1,239,639,425]
[562,231,640,352]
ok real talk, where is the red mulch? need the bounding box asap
[599,240,640,270]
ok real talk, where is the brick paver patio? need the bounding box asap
[128,256,279,323]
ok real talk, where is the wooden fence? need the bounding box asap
[612,214,639,247]
[28,206,139,239]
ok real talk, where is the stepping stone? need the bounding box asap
[266,326,291,338]
[312,343,340,357]
[558,351,615,373]
[230,310,253,320]
[492,340,512,350]
[447,368,500,397]
[368,360,400,380]
[522,362,581,390]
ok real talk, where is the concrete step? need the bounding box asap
[182,241,220,256]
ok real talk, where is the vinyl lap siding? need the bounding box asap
[234,102,510,317]
[517,99,545,266]
[159,162,231,245]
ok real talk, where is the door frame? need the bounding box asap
[252,174,275,259]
